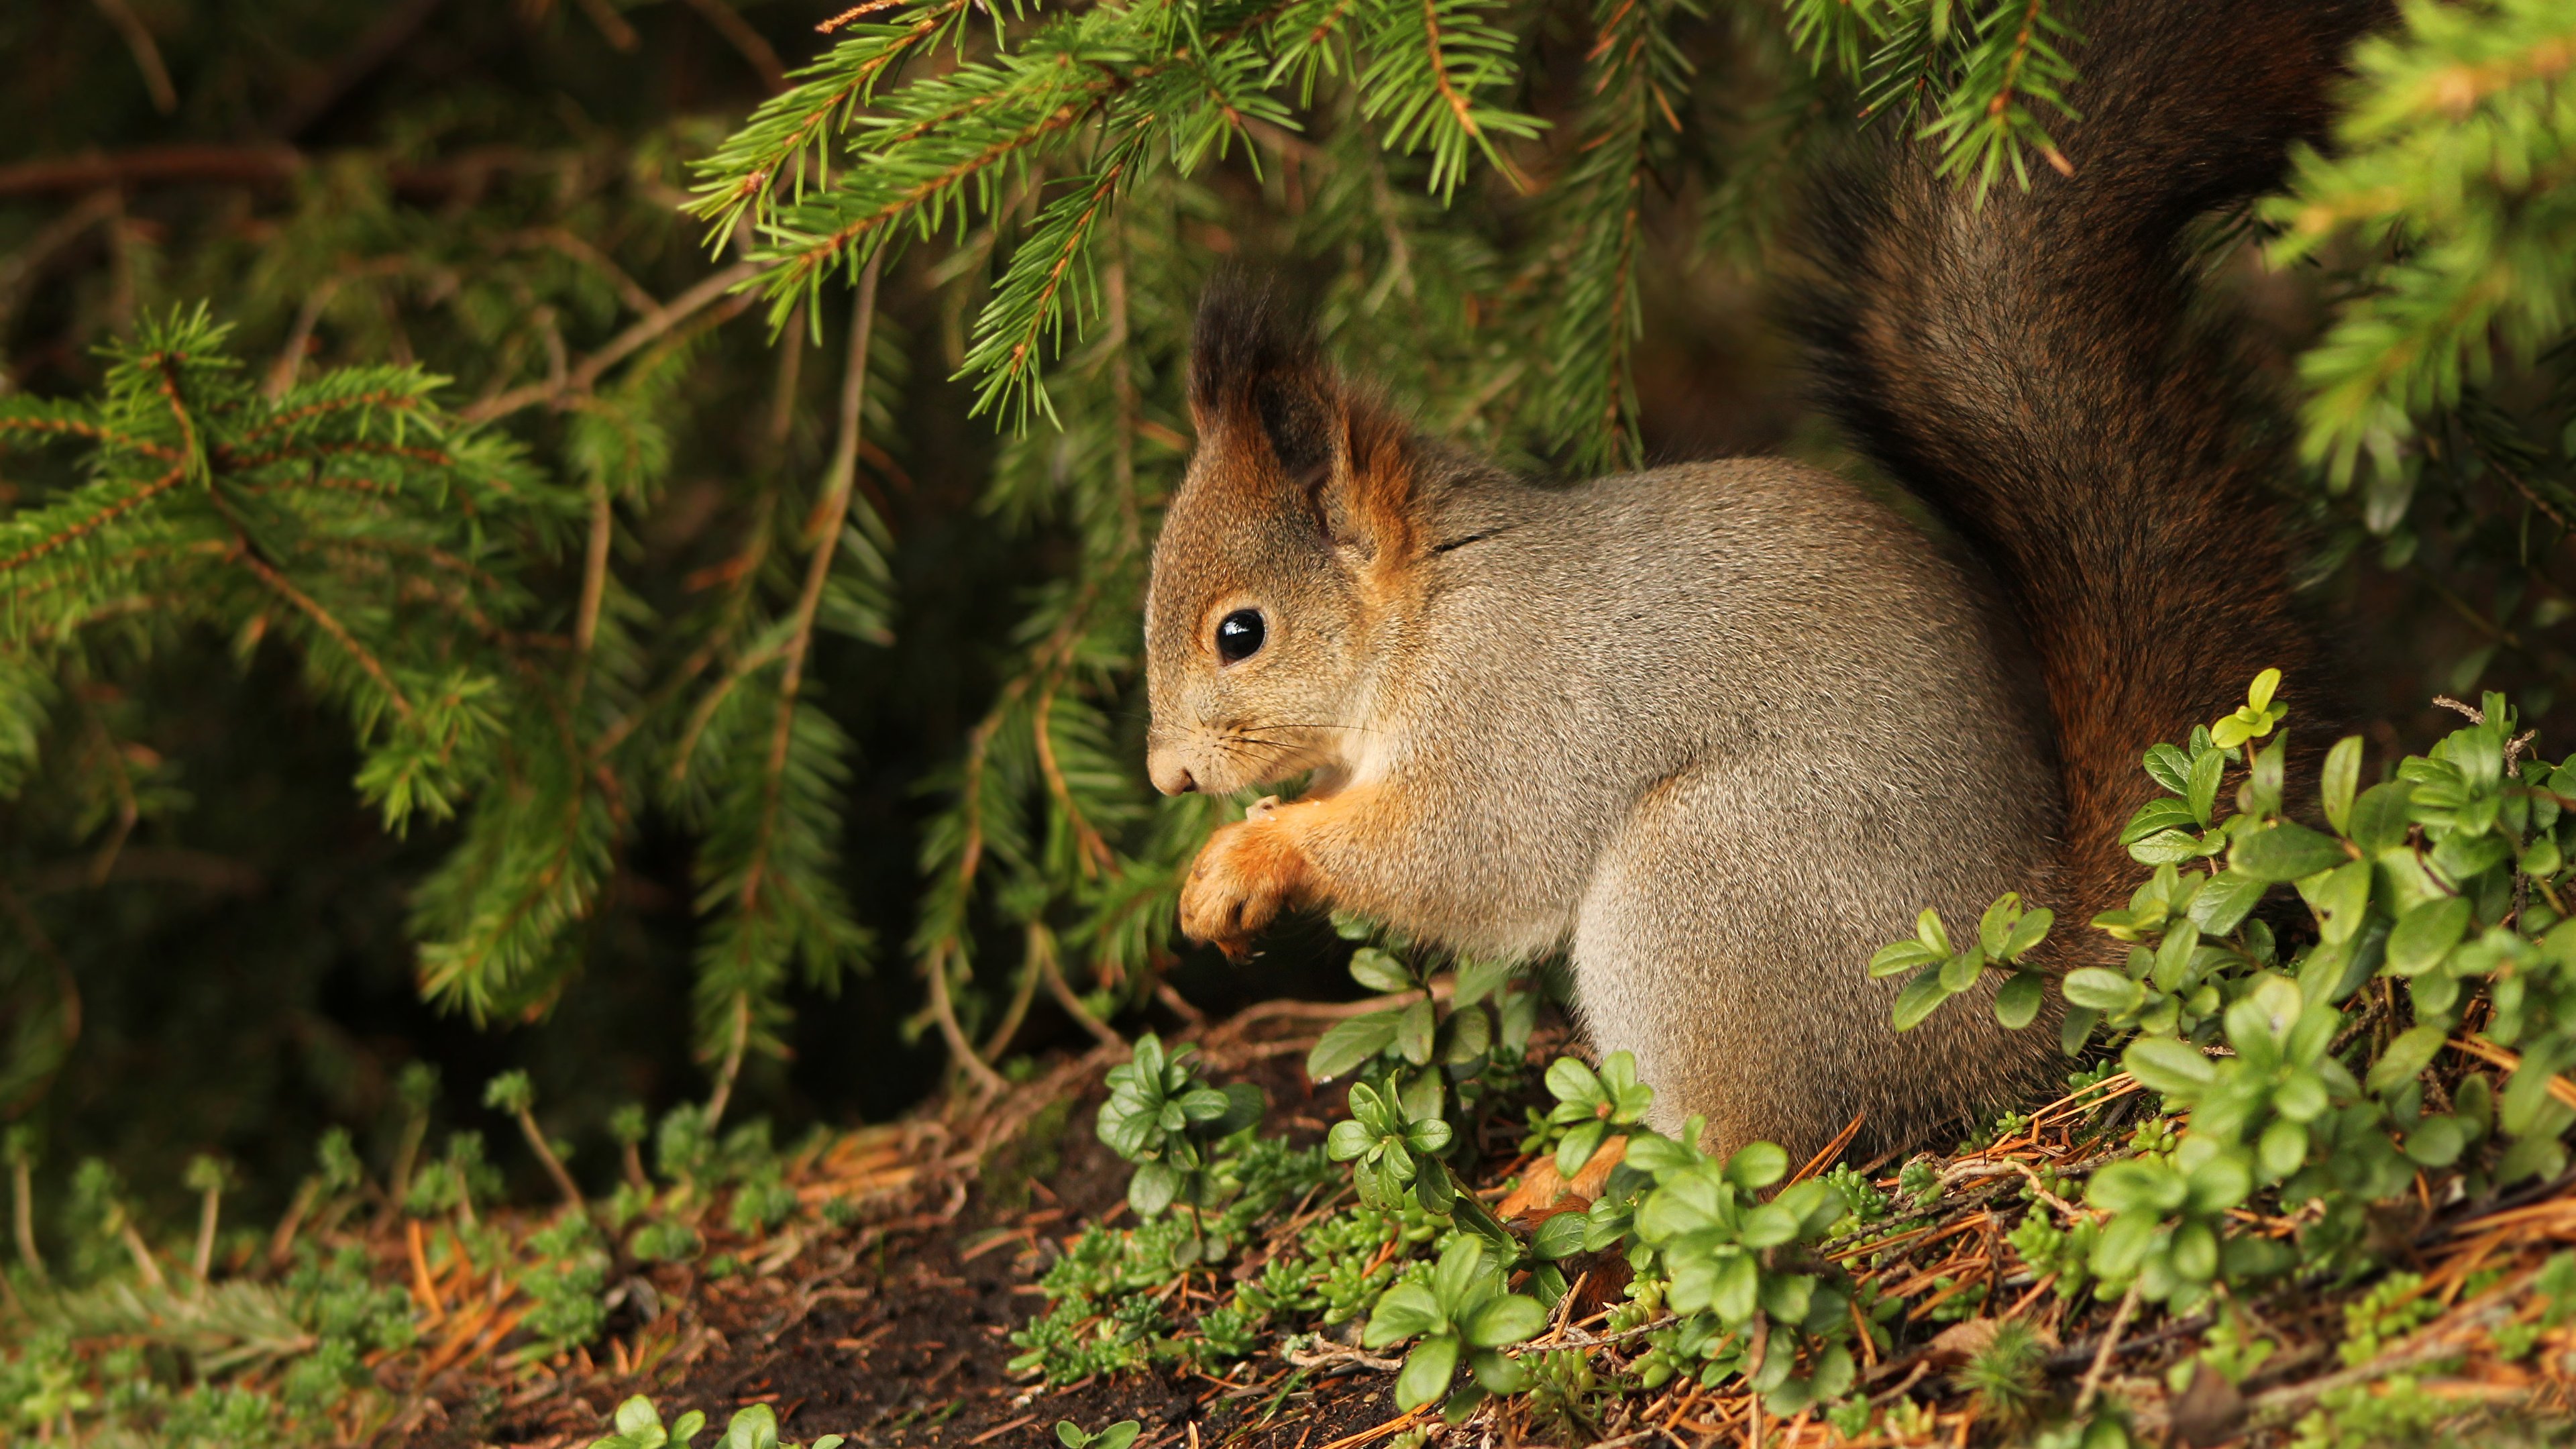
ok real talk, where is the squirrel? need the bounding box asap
[1142,0,2375,1160]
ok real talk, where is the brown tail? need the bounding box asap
[1791,0,2379,962]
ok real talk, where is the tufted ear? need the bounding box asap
[1187,280,1424,572]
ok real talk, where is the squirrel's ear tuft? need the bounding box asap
[1187,277,1423,572]
[1188,278,1336,483]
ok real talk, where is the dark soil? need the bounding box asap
[407,1031,1422,1449]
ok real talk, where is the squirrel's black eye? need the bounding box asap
[1216,608,1267,663]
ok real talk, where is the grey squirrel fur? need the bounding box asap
[1140,0,2373,1159]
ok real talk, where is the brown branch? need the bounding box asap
[569,480,614,704]
[2448,1035,2576,1114]
[1421,0,1484,146]
[1031,683,1117,877]
[570,0,641,51]
[0,463,188,573]
[1035,922,1122,1048]
[2074,1279,2141,1414]
[704,996,753,1126]
[87,0,177,114]
[462,258,762,422]
[980,926,1050,1059]
[231,547,418,725]
[0,189,122,336]
[236,387,426,445]
[682,0,788,91]
[926,942,1010,1095]
[264,276,346,399]
[0,144,577,201]
[738,256,881,915]
[266,0,449,139]
[0,414,168,454]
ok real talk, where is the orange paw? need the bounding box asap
[1178,811,1310,959]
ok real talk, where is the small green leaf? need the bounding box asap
[2322,735,2363,835]
[1307,1012,1401,1081]
[1545,1056,1605,1108]
[1395,1335,1460,1411]
[2130,828,2212,865]
[1723,1140,1789,1190]
[1916,907,1951,956]
[1348,947,1416,994]
[1994,970,2045,1030]
[2145,743,2194,794]
[2125,1036,2217,1095]
[1868,939,1943,978]
[1463,1295,1544,1348]
[2348,781,2418,853]
[2062,967,2143,1014]
[2257,1118,2308,1179]
[1440,1005,1492,1065]
[1128,1159,1181,1218]
[1556,1120,1607,1177]
[1468,1346,1527,1393]
[1890,963,1954,1031]
[2169,1220,2218,1283]
[2231,821,2350,883]
[1711,1250,1760,1324]
[1452,957,1513,1006]
[1738,1203,1800,1248]
[2189,869,2271,935]
[1978,894,2021,955]
[1364,1283,1445,1345]
[2187,745,2225,826]
[2365,1023,2449,1095]
[2001,906,2053,961]
[2087,1159,2186,1215]
[1531,1210,1591,1260]
[2385,896,2471,977]
[2247,667,2281,714]
[1396,996,1437,1065]
[2404,1114,2466,1167]
[2123,798,2202,844]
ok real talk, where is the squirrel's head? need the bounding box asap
[1144,284,1426,798]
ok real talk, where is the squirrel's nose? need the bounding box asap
[1146,747,1197,796]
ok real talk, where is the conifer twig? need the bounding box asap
[2074,1278,2142,1413]
[680,0,788,91]
[87,0,177,115]
[8,1154,45,1288]
[464,259,762,421]
[1034,922,1122,1048]
[706,996,751,1128]
[926,941,1010,1095]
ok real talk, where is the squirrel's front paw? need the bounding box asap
[1178,818,1309,960]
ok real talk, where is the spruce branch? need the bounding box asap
[685,262,885,1069]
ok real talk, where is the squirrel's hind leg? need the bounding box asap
[1567,765,2059,1165]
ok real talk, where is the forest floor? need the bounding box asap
[386,997,2576,1449]
[13,993,2576,1449]
[407,1008,1421,1449]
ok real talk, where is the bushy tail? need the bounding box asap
[1793,0,2379,960]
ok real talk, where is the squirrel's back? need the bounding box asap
[1426,460,2068,1149]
